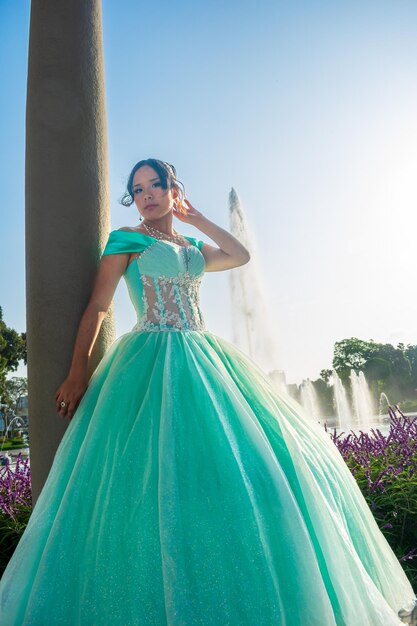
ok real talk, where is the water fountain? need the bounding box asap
[227,194,384,433]
[0,415,23,465]
[350,370,375,430]
[332,370,353,429]
[268,369,287,394]
[379,392,403,420]
[300,379,321,422]
[379,392,391,416]
[229,188,281,374]
[0,416,27,463]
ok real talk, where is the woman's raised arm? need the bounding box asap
[174,199,251,272]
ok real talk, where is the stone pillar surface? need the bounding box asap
[26,0,114,504]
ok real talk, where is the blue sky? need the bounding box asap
[1,0,417,384]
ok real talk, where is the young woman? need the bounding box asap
[0,158,415,625]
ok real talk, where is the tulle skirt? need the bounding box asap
[0,329,415,625]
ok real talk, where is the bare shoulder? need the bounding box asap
[116,226,150,238]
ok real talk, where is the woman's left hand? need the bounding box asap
[173,198,204,225]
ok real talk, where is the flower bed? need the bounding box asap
[0,454,32,575]
[325,407,417,591]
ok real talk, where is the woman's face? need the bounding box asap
[132,165,177,221]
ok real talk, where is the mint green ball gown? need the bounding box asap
[0,229,416,625]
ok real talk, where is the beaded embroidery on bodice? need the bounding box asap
[103,231,207,333]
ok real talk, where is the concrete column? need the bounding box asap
[26,0,115,504]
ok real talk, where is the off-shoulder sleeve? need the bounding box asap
[183,236,205,250]
[102,230,151,256]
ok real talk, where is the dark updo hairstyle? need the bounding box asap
[119,158,187,214]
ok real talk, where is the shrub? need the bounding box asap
[325,407,417,591]
[0,453,32,576]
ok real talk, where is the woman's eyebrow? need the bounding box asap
[132,177,160,189]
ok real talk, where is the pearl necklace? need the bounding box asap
[142,221,188,246]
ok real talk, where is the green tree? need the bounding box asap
[363,357,392,382]
[376,343,411,398]
[311,378,334,416]
[404,344,417,393]
[0,307,26,399]
[330,337,417,406]
[320,369,333,384]
[332,338,379,383]
[3,377,28,413]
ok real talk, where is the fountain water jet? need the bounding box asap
[332,370,353,429]
[268,369,287,394]
[229,188,281,374]
[379,392,391,416]
[226,195,387,435]
[300,379,321,422]
[350,370,375,430]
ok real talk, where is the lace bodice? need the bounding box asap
[102,230,207,332]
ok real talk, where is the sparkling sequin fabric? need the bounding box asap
[0,229,415,625]
[128,239,206,333]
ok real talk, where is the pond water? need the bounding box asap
[319,413,416,438]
